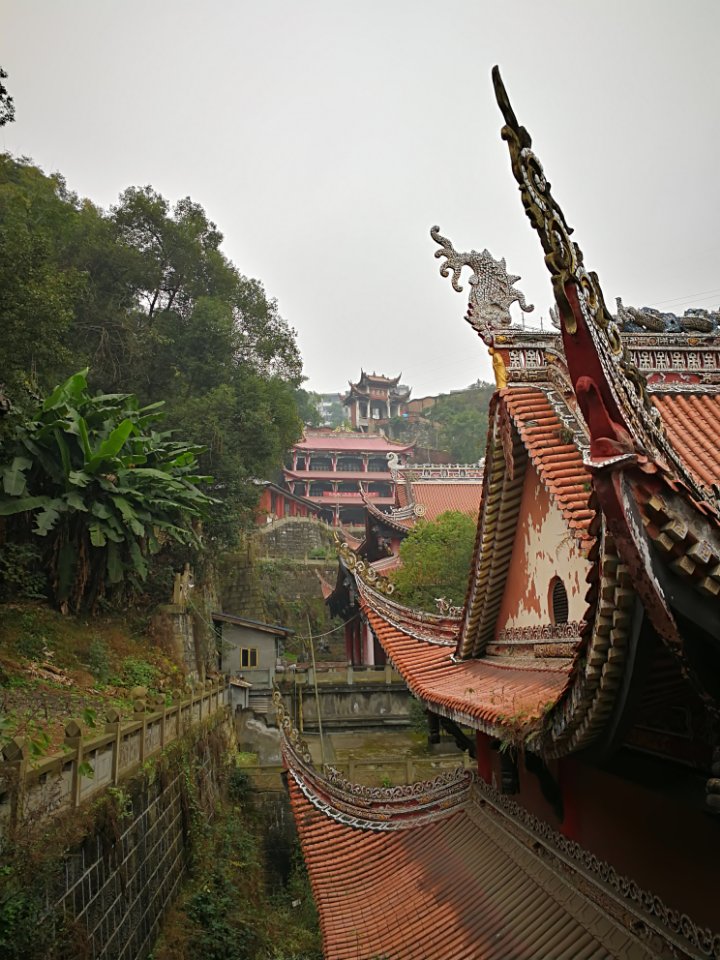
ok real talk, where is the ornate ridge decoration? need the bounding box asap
[356,575,460,647]
[491,66,716,518]
[272,686,313,766]
[334,535,396,595]
[495,621,584,644]
[434,597,464,618]
[431,226,534,342]
[473,778,720,960]
[616,298,720,335]
[289,763,472,832]
[279,687,473,831]
[491,68,659,435]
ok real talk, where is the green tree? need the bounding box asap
[428,383,494,462]
[295,387,322,427]
[0,67,14,127]
[390,511,476,610]
[0,370,216,611]
[386,382,494,461]
[0,156,306,545]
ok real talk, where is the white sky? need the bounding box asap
[3,1,720,397]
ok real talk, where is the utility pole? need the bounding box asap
[306,615,326,770]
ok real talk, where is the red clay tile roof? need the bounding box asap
[652,392,720,491]
[396,481,411,508]
[317,571,334,601]
[287,758,655,960]
[502,387,595,543]
[359,586,570,735]
[412,480,483,520]
[293,435,413,453]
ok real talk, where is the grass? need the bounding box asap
[0,602,189,755]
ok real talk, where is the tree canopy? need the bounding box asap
[0,155,306,545]
[390,510,476,611]
[387,382,494,463]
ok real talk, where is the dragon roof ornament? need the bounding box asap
[616,298,720,334]
[430,226,534,344]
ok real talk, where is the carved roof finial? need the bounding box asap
[431,226,534,343]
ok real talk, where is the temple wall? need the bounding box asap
[495,464,589,631]
[476,736,720,935]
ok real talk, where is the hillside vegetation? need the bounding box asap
[387,381,495,462]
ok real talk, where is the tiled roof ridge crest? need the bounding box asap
[356,575,460,646]
[493,67,717,517]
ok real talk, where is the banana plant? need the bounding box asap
[0,369,216,611]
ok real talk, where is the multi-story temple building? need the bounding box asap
[323,461,485,665]
[280,70,720,960]
[342,370,410,432]
[282,428,413,526]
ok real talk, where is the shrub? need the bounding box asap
[0,544,47,602]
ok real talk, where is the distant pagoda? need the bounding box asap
[342,370,410,433]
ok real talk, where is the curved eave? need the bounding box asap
[362,494,415,533]
[359,591,569,739]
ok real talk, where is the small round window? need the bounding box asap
[550,577,569,625]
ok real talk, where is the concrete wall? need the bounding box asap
[60,765,190,959]
[281,682,411,730]
[219,623,278,676]
[0,690,232,960]
[53,716,233,960]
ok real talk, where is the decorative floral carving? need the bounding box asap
[496,622,584,643]
[272,687,313,765]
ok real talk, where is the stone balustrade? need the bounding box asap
[0,678,229,834]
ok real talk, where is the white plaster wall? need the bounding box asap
[496,464,590,632]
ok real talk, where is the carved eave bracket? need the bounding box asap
[431,226,534,345]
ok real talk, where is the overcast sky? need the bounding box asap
[3,2,720,397]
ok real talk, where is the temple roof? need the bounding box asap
[293,431,413,453]
[358,579,571,737]
[282,717,669,960]
[652,392,720,492]
[396,475,484,521]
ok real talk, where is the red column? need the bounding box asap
[353,620,362,665]
[558,757,580,841]
[476,731,493,784]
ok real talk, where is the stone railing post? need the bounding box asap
[134,700,147,764]
[64,720,84,807]
[384,663,393,685]
[153,695,167,748]
[2,737,28,831]
[406,757,414,783]
[105,709,123,785]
